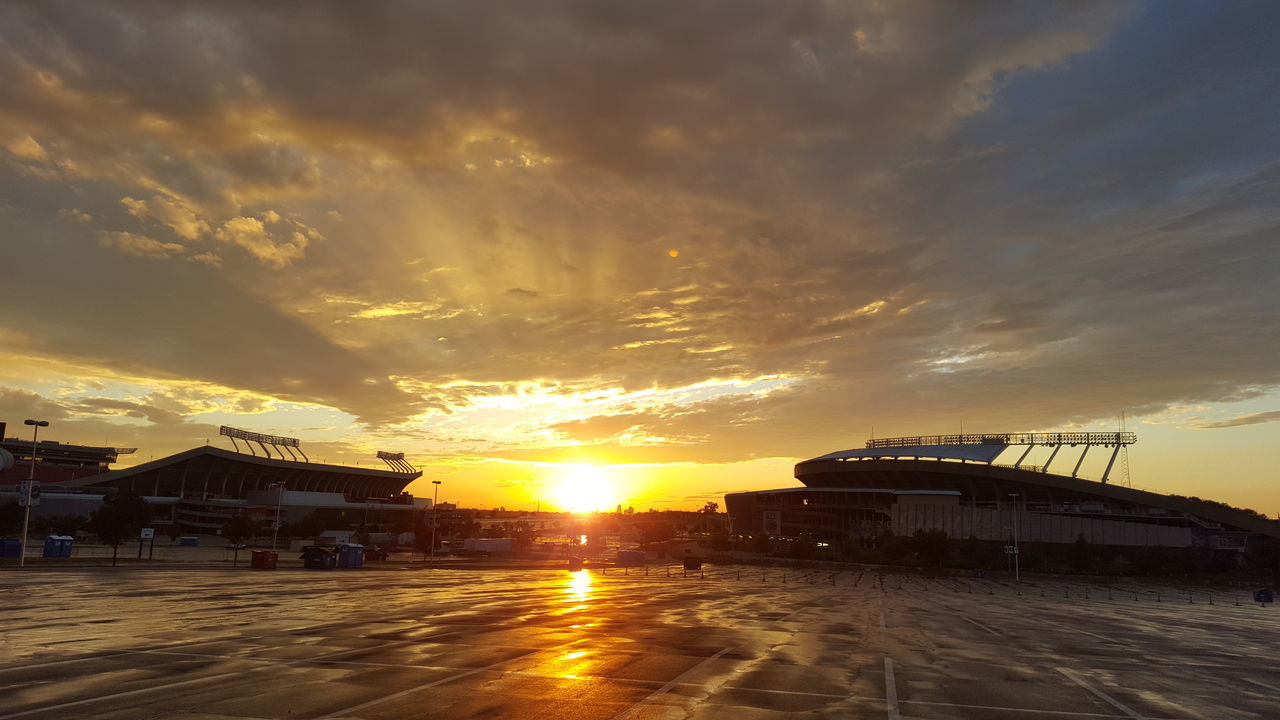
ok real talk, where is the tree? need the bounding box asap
[220,515,259,567]
[700,501,719,514]
[911,529,949,568]
[87,493,151,566]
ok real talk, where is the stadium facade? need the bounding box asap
[1,421,426,535]
[726,432,1280,552]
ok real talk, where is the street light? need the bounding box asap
[430,480,442,562]
[270,482,285,550]
[19,419,49,568]
[1009,492,1021,583]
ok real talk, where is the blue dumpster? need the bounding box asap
[337,544,364,568]
[0,538,21,558]
[42,535,73,558]
[300,545,336,570]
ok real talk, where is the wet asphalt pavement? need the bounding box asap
[1,564,1277,719]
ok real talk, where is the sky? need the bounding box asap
[1,1,1277,515]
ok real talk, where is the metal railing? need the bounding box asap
[866,432,1136,448]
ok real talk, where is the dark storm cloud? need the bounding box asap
[1,0,1277,450]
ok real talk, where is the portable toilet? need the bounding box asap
[0,538,21,558]
[42,535,73,558]
[337,543,364,568]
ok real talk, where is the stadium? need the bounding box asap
[726,432,1280,554]
[0,421,427,536]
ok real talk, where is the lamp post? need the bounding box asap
[270,482,285,550]
[19,419,49,568]
[429,480,442,562]
[1009,492,1021,583]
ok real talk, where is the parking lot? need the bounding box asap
[1,565,1277,719]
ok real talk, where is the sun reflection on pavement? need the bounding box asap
[561,569,593,612]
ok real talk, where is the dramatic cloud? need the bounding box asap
[1198,411,1280,430]
[1,2,1278,509]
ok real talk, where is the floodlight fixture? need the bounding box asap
[219,425,308,462]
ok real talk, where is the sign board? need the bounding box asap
[1003,545,1020,554]
[762,510,782,536]
[426,514,441,528]
[17,480,40,507]
[139,527,155,540]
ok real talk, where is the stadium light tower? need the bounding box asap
[19,419,49,568]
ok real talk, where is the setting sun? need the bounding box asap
[554,465,616,513]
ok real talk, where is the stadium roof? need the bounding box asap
[52,446,421,499]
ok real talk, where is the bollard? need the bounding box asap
[1084,590,1089,600]
[625,567,629,576]
[1188,593,1193,604]
[737,569,741,581]
[783,574,787,584]
[666,566,670,577]
[701,569,705,580]
[1108,589,1113,601]
[645,567,649,576]
[1156,592,1161,602]
[763,571,767,582]
[1133,592,1139,601]
[1209,593,1213,605]
[683,568,687,578]
[1040,588,1045,598]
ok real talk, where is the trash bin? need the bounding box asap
[42,535,74,558]
[250,550,278,569]
[0,538,21,558]
[337,543,364,568]
[363,546,388,562]
[300,545,336,570]
[683,558,702,571]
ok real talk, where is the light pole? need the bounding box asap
[429,480,442,561]
[270,482,285,550]
[19,419,48,568]
[1009,492,1021,583]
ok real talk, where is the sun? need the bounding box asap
[554,465,616,513]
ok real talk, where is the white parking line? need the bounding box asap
[0,669,245,720]
[610,646,733,720]
[1057,668,1142,719]
[884,657,899,720]
[901,699,1185,718]
[963,615,1001,636]
[311,641,581,720]
[1242,677,1280,692]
